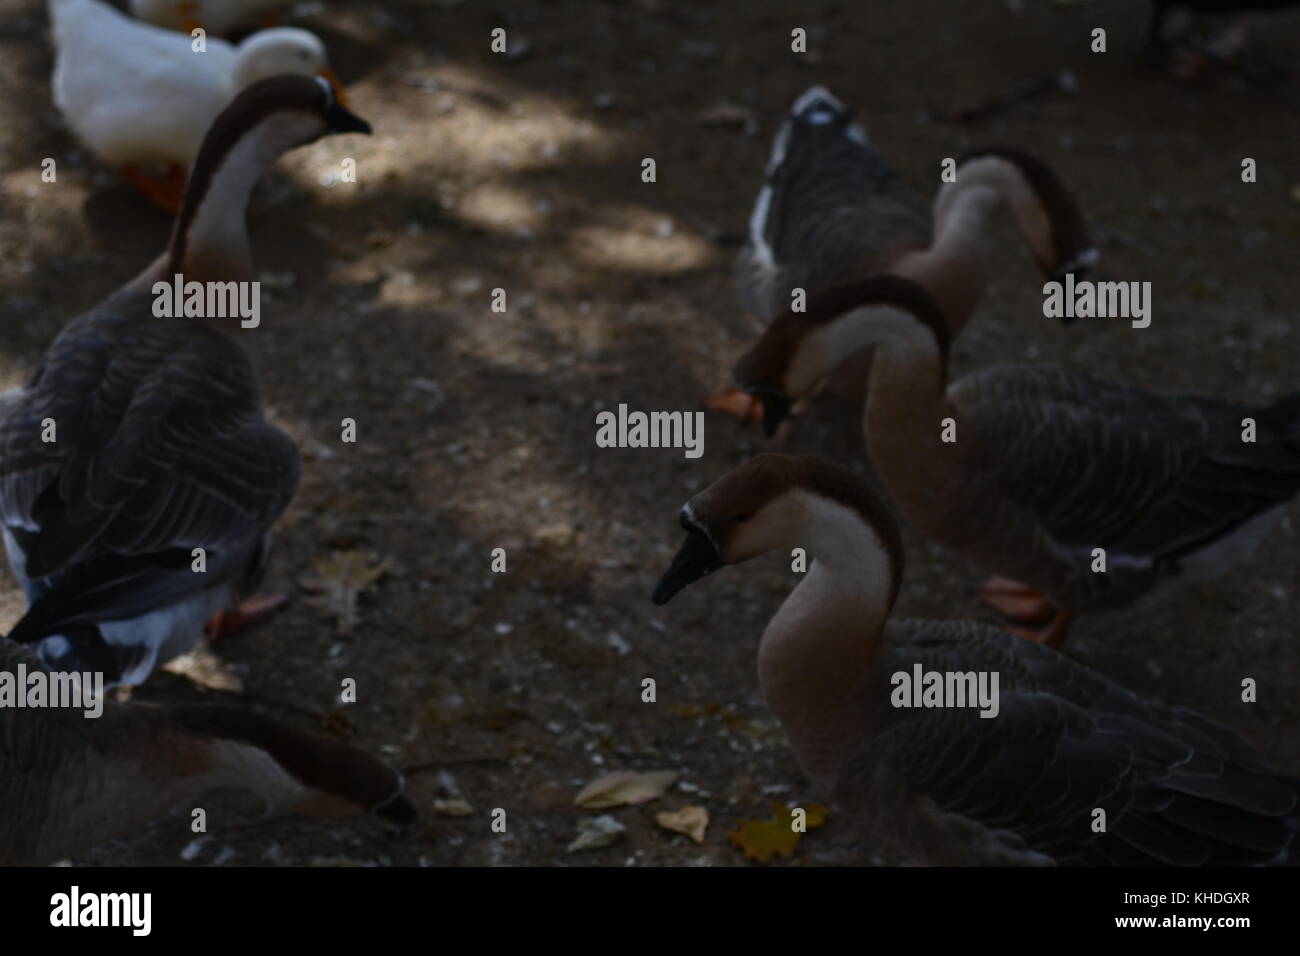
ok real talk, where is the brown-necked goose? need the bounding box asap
[0,637,413,865]
[710,85,1095,421]
[652,454,1299,865]
[732,275,1300,646]
[0,75,371,687]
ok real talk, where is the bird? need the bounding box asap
[50,0,345,211]
[0,636,414,865]
[708,85,1095,421]
[652,453,1299,865]
[130,0,287,35]
[730,274,1300,647]
[0,75,372,688]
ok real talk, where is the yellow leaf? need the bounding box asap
[656,806,709,844]
[299,550,391,635]
[574,770,678,809]
[728,802,828,863]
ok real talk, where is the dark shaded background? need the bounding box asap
[0,0,1296,865]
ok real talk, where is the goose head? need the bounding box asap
[232,28,349,106]
[652,453,904,607]
[731,274,950,436]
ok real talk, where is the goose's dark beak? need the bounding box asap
[326,100,372,136]
[652,530,722,605]
[758,392,791,438]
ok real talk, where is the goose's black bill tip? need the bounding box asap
[760,393,791,438]
[327,102,372,136]
[652,531,723,605]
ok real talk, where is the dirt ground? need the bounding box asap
[1,0,1298,866]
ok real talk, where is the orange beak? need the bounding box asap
[318,67,349,108]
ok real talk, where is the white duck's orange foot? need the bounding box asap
[205,593,289,641]
[1003,608,1074,650]
[704,385,762,422]
[122,163,188,214]
[976,575,1056,625]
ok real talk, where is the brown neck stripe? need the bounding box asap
[957,146,1093,269]
[166,75,327,273]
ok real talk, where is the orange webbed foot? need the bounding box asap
[122,163,188,214]
[205,593,289,641]
[977,575,1055,625]
[704,385,762,422]
[1002,608,1074,650]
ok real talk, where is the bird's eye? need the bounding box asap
[732,513,751,523]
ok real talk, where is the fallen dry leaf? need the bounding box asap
[431,798,474,817]
[566,815,626,852]
[574,770,679,809]
[299,550,391,635]
[162,644,244,692]
[656,806,709,844]
[729,802,829,863]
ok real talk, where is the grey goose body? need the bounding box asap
[0,288,299,685]
[736,85,931,323]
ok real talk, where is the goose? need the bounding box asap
[730,274,1300,646]
[708,85,1096,421]
[0,75,372,688]
[131,0,286,35]
[0,637,414,865]
[50,0,345,212]
[651,453,1300,865]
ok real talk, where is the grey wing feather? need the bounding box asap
[858,620,1296,865]
[0,292,299,581]
[951,365,1300,574]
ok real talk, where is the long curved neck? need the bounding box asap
[793,303,947,411]
[125,123,281,291]
[890,158,1049,334]
[757,495,895,789]
[889,185,997,335]
[857,311,954,534]
[166,127,278,282]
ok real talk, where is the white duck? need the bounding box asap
[50,0,343,211]
[131,0,287,35]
